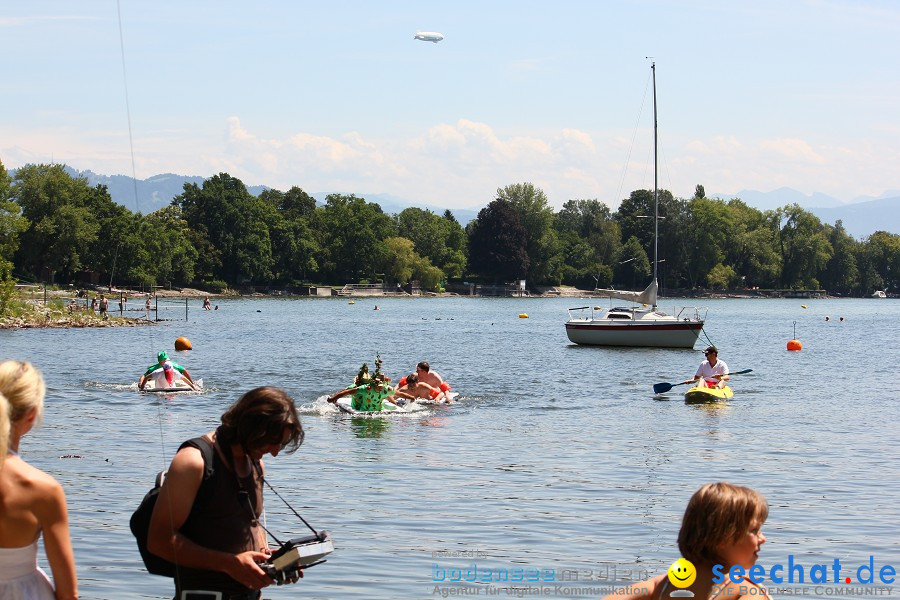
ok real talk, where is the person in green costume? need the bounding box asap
[139,350,197,390]
[326,358,413,411]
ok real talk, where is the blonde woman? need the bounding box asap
[0,361,78,600]
[602,482,769,600]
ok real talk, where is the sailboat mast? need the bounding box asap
[651,61,659,306]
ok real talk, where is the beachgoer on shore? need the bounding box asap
[0,360,79,600]
[147,387,305,598]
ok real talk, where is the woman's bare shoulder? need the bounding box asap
[4,458,62,494]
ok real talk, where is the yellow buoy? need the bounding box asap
[519,313,529,319]
[348,301,355,305]
[594,306,602,310]
[801,305,807,309]
[787,339,802,351]
[175,336,192,351]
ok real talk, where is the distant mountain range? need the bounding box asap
[25,168,900,238]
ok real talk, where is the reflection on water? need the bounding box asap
[2,297,899,599]
[348,415,392,438]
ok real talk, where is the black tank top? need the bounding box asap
[175,436,264,594]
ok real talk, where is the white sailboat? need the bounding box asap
[565,63,705,348]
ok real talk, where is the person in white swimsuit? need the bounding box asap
[0,361,78,600]
[602,482,770,600]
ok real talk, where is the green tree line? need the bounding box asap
[1,161,897,296]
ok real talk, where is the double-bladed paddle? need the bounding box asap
[653,368,753,394]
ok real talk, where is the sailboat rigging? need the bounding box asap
[564,62,705,348]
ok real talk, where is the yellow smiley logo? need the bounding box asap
[667,558,696,588]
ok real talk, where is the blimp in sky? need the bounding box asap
[414,31,444,43]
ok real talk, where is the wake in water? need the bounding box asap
[299,395,436,417]
[83,379,207,394]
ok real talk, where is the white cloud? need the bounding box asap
[4,117,899,210]
[759,138,825,164]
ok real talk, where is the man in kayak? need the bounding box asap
[685,345,729,389]
[139,350,197,390]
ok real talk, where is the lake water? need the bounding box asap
[3,296,898,599]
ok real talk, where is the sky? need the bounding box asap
[2,0,899,211]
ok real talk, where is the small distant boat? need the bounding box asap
[684,385,733,404]
[872,290,887,298]
[564,62,704,349]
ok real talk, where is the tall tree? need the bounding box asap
[317,194,394,282]
[496,183,556,285]
[175,173,275,284]
[865,231,900,292]
[12,164,100,282]
[554,199,620,288]
[819,221,860,295]
[774,204,833,288]
[466,199,529,281]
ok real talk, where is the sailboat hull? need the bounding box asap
[565,318,703,348]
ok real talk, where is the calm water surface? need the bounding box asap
[2,297,898,599]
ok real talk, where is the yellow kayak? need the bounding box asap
[684,385,733,404]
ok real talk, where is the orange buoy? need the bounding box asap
[787,339,802,351]
[175,336,193,351]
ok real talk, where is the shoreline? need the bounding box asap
[1,289,849,330]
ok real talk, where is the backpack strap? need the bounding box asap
[177,436,217,504]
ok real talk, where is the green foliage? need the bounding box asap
[394,207,467,278]
[706,263,737,289]
[12,164,101,282]
[176,173,277,285]
[381,237,418,284]
[616,236,651,289]
[318,194,394,282]
[820,221,860,294]
[200,279,229,293]
[467,199,529,281]
[0,259,17,316]
[775,204,833,288]
[497,183,556,285]
[0,160,892,297]
[554,199,620,287]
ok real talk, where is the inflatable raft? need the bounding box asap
[335,391,457,414]
[335,397,409,414]
[141,379,199,393]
